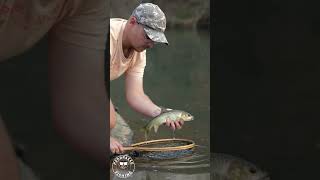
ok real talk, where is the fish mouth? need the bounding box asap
[185,117,194,121]
[183,115,194,121]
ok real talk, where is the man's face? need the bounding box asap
[130,22,154,52]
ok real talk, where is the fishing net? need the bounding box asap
[124,138,195,160]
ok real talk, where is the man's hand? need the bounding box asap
[165,118,184,131]
[159,106,185,131]
[110,137,124,154]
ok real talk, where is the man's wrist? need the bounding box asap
[151,107,162,117]
[159,106,173,113]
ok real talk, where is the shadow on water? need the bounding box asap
[110,28,210,178]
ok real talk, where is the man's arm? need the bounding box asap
[48,37,108,166]
[0,116,20,180]
[125,75,161,118]
[125,75,184,130]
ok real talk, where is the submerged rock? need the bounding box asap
[111,112,134,147]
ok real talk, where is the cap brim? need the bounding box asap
[144,27,169,45]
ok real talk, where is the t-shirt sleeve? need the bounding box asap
[49,0,108,50]
[126,51,146,78]
[109,28,115,58]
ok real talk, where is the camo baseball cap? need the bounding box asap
[132,3,168,45]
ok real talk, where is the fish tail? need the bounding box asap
[141,125,149,141]
[144,131,148,141]
[154,125,159,133]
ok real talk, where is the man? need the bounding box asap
[1,1,108,179]
[109,3,185,154]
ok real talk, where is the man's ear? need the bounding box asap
[128,16,138,25]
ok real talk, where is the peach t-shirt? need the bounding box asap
[0,0,107,61]
[110,18,146,81]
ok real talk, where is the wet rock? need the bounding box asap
[111,112,134,147]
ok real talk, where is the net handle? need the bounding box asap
[123,138,195,152]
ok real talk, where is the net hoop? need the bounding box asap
[124,138,195,152]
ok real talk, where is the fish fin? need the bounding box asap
[144,129,150,141]
[141,125,149,140]
[140,123,148,132]
[144,132,148,141]
[154,125,159,133]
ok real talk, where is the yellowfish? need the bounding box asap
[142,110,194,139]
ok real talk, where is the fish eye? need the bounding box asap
[249,168,257,174]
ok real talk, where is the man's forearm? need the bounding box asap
[126,92,161,118]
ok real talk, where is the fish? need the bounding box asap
[211,153,270,180]
[142,110,194,139]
